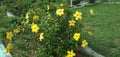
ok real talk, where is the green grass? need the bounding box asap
[80,3,120,57]
[103,0,120,2]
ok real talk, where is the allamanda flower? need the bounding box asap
[90,9,94,15]
[73,33,80,41]
[60,4,63,7]
[31,23,39,33]
[4,43,11,53]
[33,15,39,20]
[73,11,82,20]
[47,5,50,10]
[88,31,92,36]
[65,50,76,57]
[25,12,30,24]
[25,12,29,19]
[39,33,44,41]
[6,32,13,40]
[81,40,88,48]
[69,20,76,27]
[56,9,64,16]
[13,28,20,33]
[25,19,29,24]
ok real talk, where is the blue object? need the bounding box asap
[0,40,12,57]
[0,41,5,57]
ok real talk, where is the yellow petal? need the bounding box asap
[81,40,88,48]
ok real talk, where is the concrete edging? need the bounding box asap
[76,46,105,57]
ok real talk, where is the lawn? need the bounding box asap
[103,0,120,2]
[80,2,120,57]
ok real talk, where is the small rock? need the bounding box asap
[7,12,14,17]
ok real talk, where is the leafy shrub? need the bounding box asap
[0,1,91,57]
[2,0,50,16]
[2,0,69,16]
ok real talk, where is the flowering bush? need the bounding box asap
[0,1,93,57]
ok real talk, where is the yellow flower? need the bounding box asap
[48,17,54,21]
[47,11,49,14]
[81,40,88,48]
[25,12,29,19]
[88,31,92,36]
[69,20,76,26]
[13,28,20,33]
[73,33,80,41]
[39,33,44,41]
[22,28,25,32]
[65,50,76,57]
[33,15,39,20]
[56,9,64,16]
[90,9,94,15]
[25,19,29,24]
[73,11,82,20]
[31,23,39,33]
[47,5,50,10]
[60,4,63,6]
[4,43,11,53]
[6,32,13,40]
